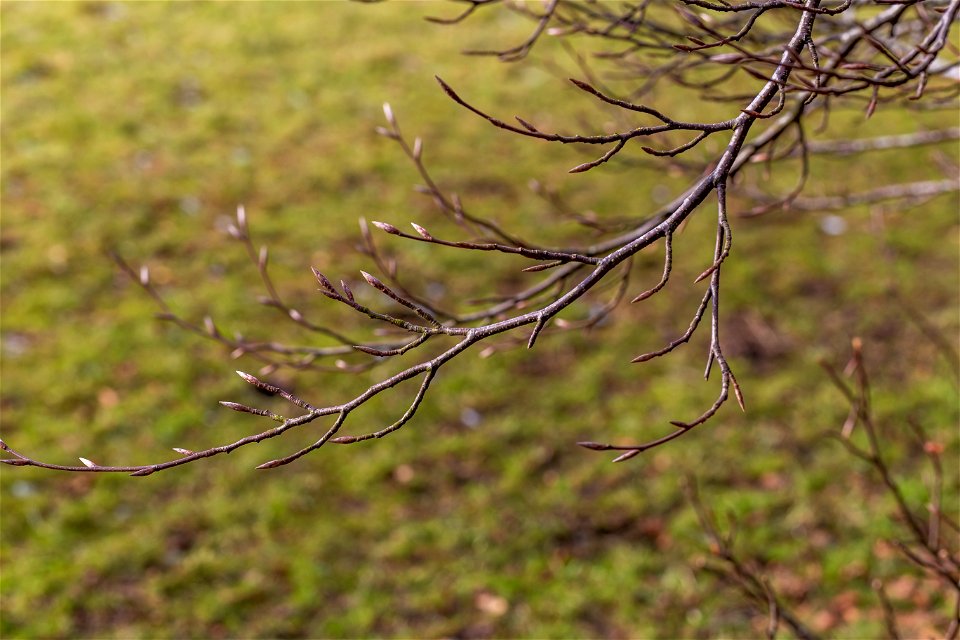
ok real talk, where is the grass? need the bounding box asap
[1,2,957,638]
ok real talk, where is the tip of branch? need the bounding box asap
[435,75,458,100]
[631,353,654,363]
[732,378,746,412]
[382,102,396,126]
[219,400,266,416]
[568,161,594,174]
[0,458,29,466]
[329,436,358,444]
[311,267,336,293]
[255,459,284,470]
[694,263,718,284]
[236,370,258,385]
[612,449,640,463]
[360,270,381,288]
[410,222,433,240]
[129,467,155,477]
[79,457,97,468]
[576,441,609,451]
[371,220,400,235]
[669,420,689,430]
[568,77,593,92]
[172,447,194,456]
[514,116,538,133]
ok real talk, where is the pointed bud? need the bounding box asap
[612,450,641,463]
[204,316,217,336]
[173,447,194,456]
[255,459,284,470]
[576,441,609,451]
[360,271,381,288]
[236,370,261,386]
[139,266,150,286]
[341,280,355,303]
[258,245,268,269]
[79,457,96,468]
[375,126,397,139]
[236,204,247,229]
[330,436,358,444]
[382,103,396,126]
[311,267,335,292]
[411,223,433,240]
[288,308,304,322]
[371,221,400,235]
[515,116,538,133]
[568,161,594,174]
[412,137,422,160]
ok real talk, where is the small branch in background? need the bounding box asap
[685,477,821,640]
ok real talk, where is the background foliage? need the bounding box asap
[1,2,957,638]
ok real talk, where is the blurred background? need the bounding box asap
[1,2,957,638]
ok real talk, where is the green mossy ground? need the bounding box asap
[2,3,957,638]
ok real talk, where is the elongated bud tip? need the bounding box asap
[341,280,355,302]
[329,436,358,444]
[311,267,336,292]
[412,137,422,159]
[236,204,247,227]
[612,450,641,463]
[568,161,593,174]
[410,223,433,240]
[435,75,455,97]
[360,270,380,287]
[172,447,194,456]
[371,220,400,235]
[79,457,96,468]
[236,370,258,385]
[129,467,155,477]
[576,441,608,451]
[139,266,150,286]
[255,459,284,470]
[382,102,396,125]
